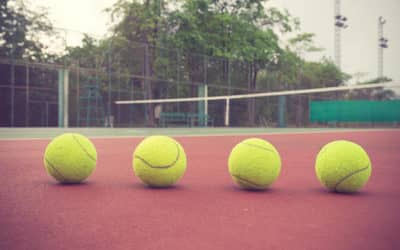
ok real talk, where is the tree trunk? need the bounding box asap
[187,55,199,114]
[144,44,154,127]
[247,62,257,126]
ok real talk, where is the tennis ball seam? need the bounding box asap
[240,142,276,154]
[135,143,181,169]
[333,164,370,192]
[232,174,266,189]
[45,158,67,182]
[71,134,96,162]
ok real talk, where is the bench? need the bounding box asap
[159,112,214,127]
[186,113,214,127]
[160,112,188,127]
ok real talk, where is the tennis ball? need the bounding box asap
[133,135,187,187]
[43,133,97,184]
[315,140,372,193]
[228,138,281,190]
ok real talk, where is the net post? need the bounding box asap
[25,64,29,127]
[198,84,207,126]
[64,69,69,128]
[204,84,208,116]
[58,68,69,128]
[278,95,286,127]
[225,98,230,126]
[58,69,64,127]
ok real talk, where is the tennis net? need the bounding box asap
[115,82,400,127]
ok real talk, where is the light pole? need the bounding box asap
[334,0,348,70]
[378,16,388,79]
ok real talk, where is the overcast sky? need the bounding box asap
[31,0,400,83]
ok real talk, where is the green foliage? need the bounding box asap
[0,0,348,127]
[64,35,104,67]
[0,0,53,61]
[362,76,392,84]
[165,0,293,63]
[107,0,165,45]
[346,76,397,100]
[288,33,323,54]
[64,0,344,93]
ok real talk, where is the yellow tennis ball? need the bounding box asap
[132,135,187,187]
[228,138,281,190]
[315,140,372,193]
[43,133,97,183]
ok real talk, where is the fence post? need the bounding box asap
[197,84,208,126]
[10,60,15,127]
[144,44,154,126]
[225,98,230,126]
[64,69,69,127]
[107,51,112,127]
[58,69,64,127]
[227,59,231,95]
[278,95,286,128]
[58,68,69,128]
[25,65,29,127]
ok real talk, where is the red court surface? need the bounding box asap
[1,130,400,250]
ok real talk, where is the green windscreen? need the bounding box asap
[310,100,400,122]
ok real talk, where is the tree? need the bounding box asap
[0,0,53,61]
[61,0,349,127]
[346,77,397,100]
[107,0,170,126]
[108,0,165,45]
[164,0,299,124]
[63,35,104,67]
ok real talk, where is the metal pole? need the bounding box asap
[10,61,15,127]
[227,59,231,95]
[378,17,384,79]
[77,61,80,126]
[107,51,112,127]
[176,49,180,112]
[25,65,29,127]
[45,102,49,127]
[225,98,230,127]
[130,80,134,126]
[10,19,16,127]
[204,85,208,116]
[58,69,64,127]
[117,62,121,127]
[203,56,208,127]
[144,44,153,126]
[63,69,69,127]
[204,55,207,87]
[278,95,286,127]
[334,0,341,69]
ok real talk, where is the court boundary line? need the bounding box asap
[0,128,399,141]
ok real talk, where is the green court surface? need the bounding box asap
[0,127,394,139]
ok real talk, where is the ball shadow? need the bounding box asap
[47,180,93,187]
[222,184,281,194]
[33,179,89,185]
[310,187,374,197]
[31,179,95,191]
[130,182,187,191]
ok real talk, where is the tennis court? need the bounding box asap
[1,127,399,250]
[2,1,400,249]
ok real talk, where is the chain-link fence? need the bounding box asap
[0,28,262,127]
[2,28,397,128]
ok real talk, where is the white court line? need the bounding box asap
[0,128,399,141]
